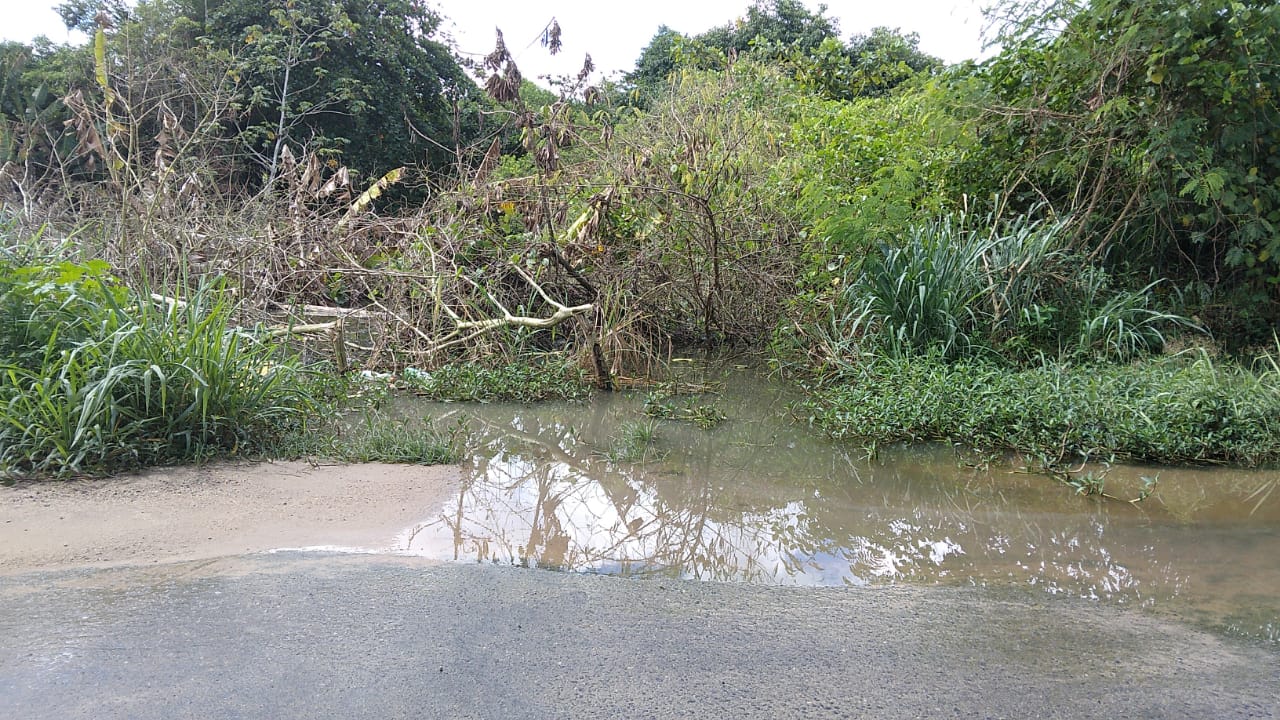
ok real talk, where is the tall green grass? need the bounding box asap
[0,256,314,479]
[839,215,988,359]
[830,212,1190,364]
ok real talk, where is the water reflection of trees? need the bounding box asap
[405,402,1155,595]
[422,412,799,582]
[396,369,1279,642]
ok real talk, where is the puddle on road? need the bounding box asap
[389,364,1280,645]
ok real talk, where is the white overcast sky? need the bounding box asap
[2,0,992,82]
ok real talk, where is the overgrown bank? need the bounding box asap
[0,240,471,480]
[3,0,1279,479]
[0,249,313,478]
[803,353,1280,467]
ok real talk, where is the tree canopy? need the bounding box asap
[625,2,936,101]
[199,0,486,181]
[43,0,487,184]
[971,0,1280,299]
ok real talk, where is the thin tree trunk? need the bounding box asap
[268,61,292,185]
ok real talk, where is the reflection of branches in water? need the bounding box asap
[391,368,1280,644]
[423,426,892,584]
[406,395,1229,605]
[406,411,817,581]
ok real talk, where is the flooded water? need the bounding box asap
[390,362,1280,646]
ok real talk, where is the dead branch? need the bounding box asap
[439,263,593,350]
[266,321,341,338]
[264,263,593,361]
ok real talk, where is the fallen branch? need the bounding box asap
[263,263,594,362]
[291,304,385,319]
[454,302,594,331]
[266,321,341,338]
[424,263,593,357]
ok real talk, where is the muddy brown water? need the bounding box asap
[384,362,1280,647]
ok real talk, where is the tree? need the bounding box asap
[199,0,486,183]
[55,0,132,33]
[844,27,941,97]
[787,28,942,101]
[972,0,1280,308]
[697,0,839,57]
[627,1,839,96]
[625,26,684,90]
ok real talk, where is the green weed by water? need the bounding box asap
[399,356,591,403]
[805,352,1280,467]
[1051,467,1158,503]
[1063,470,1108,497]
[273,413,463,465]
[642,394,727,429]
[603,419,667,463]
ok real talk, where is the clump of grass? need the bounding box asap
[0,256,314,479]
[339,415,463,465]
[399,356,591,403]
[840,215,989,360]
[273,413,463,465]
[804,352,1280,466]
[602,419,667,463]
[831,212,1190,364]
[642,394,727,429]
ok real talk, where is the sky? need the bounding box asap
[2,0,993,83]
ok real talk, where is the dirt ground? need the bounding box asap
[0,461,459,574]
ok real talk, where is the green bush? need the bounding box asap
[0,257,313,478]
[827,212,1190,363]
[787,79,973,278]
[970,0,1280,309]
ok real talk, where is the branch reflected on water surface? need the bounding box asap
[390,368,1280,644]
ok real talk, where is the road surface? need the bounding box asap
[1,552,1276,719]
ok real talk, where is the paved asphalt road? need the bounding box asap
[1,553,1276,719]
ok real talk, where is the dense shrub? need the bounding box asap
[823,213,1189,364]
[967,0,1280,310]
[0,253,313,478]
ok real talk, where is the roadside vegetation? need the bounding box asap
[2,0,1277,480]
[273,412,463,466]
[0,238,314,478]
[803,351,1280,467]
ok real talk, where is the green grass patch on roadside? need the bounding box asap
[803,352,1280,466]
[273,413,463,466]
[0,257,315,480]
[399,356,592,403]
